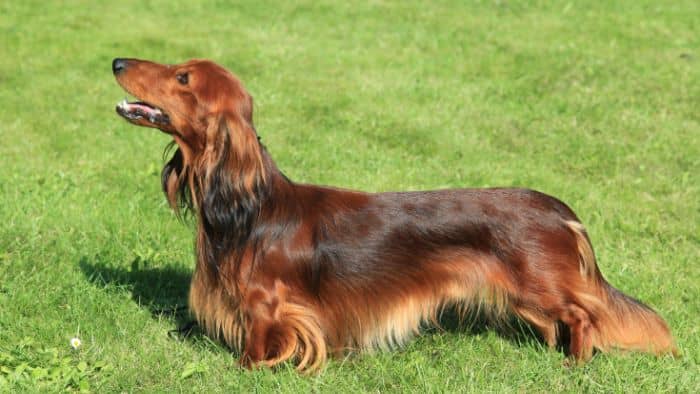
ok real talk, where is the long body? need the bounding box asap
[113,58,676,372]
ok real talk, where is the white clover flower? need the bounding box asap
[70,337,82,350]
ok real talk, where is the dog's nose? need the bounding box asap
[112,58,128,75]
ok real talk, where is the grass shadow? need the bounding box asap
[78,255,205,341]
[427,306,562,353]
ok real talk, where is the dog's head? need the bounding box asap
[113,58,256,157]
[113,58,266,213]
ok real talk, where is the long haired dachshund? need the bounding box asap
[112,58,676,372]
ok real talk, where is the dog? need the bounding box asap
[112,58,676,372]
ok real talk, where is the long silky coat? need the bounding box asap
[112,58,676,372]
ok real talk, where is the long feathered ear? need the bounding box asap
[197,110,268,270]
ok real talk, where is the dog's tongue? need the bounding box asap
[118,99,163,116]
[129,102,156,112]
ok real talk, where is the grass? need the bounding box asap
[1,0,698,391]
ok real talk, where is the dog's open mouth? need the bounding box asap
[116,98,170,125]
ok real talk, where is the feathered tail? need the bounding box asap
[567,221,677,358]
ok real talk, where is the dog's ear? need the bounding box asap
[197,110,266,269]
[202,110,265,197]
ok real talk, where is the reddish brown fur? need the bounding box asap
[113,58,677,372]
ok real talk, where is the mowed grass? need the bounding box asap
[1,0,698,391]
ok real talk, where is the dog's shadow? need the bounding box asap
[79,255,205,341]
[425,308,565,354]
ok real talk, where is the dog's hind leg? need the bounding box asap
[559,303,595,362]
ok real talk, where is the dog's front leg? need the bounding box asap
[238,280,327,372]
[239,317,274,368]
[238,281,299,370]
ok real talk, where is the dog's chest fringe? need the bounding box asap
[188,269,246,351]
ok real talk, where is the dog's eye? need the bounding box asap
[176,73,189,85]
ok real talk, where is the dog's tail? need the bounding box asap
[567,221,677,357]
[594,282,677,355]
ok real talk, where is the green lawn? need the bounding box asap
[1,0,698,392]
